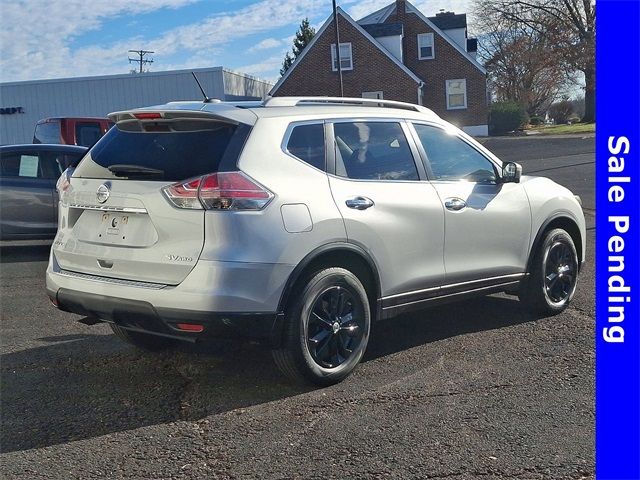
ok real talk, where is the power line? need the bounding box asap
[128,49,154,73]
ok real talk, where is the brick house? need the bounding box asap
[270,0,488,136]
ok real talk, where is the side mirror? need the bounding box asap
[501,162,522,183]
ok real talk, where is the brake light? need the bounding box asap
[162,172,273,211]
[134,112,162,120]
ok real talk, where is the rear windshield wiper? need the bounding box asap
[107,164,164,177]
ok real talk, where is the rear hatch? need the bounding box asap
[54,109,253,285]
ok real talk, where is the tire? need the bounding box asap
[272,267,371,386]
[109,323,176,351]
[519,228,579,314]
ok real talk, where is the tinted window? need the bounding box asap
[33,121,61,144]
[0,153,41,178]
[73,122,250,182]
[333,122,418,181]
[286,123,325,170]
[39,151,71,178]
[75,123,102,147]
[413,124,496,183]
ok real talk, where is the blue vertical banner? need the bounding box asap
[596,1,640,478]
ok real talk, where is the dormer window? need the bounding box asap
[417,33,434,59]
[331,43,353,71]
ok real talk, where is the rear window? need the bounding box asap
[73,122,251,182]
[75,122,102,147]
[33,121,61,144]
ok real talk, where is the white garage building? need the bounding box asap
[0,67,273,144]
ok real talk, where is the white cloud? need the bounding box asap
[236,55,284,82]
[0,0,330,82]
[247,38,283,53]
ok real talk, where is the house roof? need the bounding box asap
[270,8,421,95]
[357,0,486,74]
[427,12,467,30]
[361,22,403,38]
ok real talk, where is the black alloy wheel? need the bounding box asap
[306,286,365,368]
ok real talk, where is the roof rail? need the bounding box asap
[263,96,434,114]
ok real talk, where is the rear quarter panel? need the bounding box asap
[199,116,347,266]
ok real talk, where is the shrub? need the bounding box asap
[529,116,543,126]
[489,102,526,135]
[549,100,574,124]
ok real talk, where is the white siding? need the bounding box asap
[442,28,467,51]
[0,67,272,144]
[376,35,403,62]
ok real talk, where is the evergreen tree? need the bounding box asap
[280,18,316,76]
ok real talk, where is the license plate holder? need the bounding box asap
[99,213,129,239]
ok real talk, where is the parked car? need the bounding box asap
[0,144,87,240]
[46,97,585,386]
[33,117,113,147]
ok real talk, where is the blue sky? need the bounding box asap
[0,0,471,84]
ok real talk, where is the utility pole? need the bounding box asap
[128,49,154,73]
[332,0,344,97]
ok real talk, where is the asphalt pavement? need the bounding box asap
[0,135,595,479]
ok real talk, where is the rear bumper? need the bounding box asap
[48,287,285,344]
[46,252,293,346]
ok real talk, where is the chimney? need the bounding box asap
[395,0,406,20]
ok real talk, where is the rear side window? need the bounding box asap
[33,121,61,144]
[286,123,325,171]
[333,121,419,181]
[73,122,251,182]
[75,122,102,147]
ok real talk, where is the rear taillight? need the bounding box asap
[56,167,74,194]
[162,172,273,211]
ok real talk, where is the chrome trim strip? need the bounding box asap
[381,280,523,314]
[381,273,526,308]
[57,268,167,289]
[68,203,147,214]
[443,273,525,290]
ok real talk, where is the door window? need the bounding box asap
[0,153,42,178]
[333,122,419,181]
[413,124,497,183]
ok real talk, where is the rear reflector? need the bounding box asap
[134,112,162,120]
[176,323,204,333]
[162,171,273,211]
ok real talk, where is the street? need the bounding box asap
[1,135,594,479]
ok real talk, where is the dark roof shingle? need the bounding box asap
[361,22,403,37]
[427,12,467,30]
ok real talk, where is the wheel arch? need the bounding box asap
[527,214,583,273]
[277,242,381,316]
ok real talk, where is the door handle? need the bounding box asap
[444,197,467,211]
[345,196,374,210]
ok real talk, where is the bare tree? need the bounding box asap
[474,0,595,122]
[475,8,567,116]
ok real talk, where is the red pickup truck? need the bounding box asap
[33,117,113,147]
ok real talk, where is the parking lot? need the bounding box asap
[1,135,594,479]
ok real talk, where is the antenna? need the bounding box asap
[191,72,213,103]
[128,49,154,73]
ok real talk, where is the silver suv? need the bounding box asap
[47,97,586,385]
